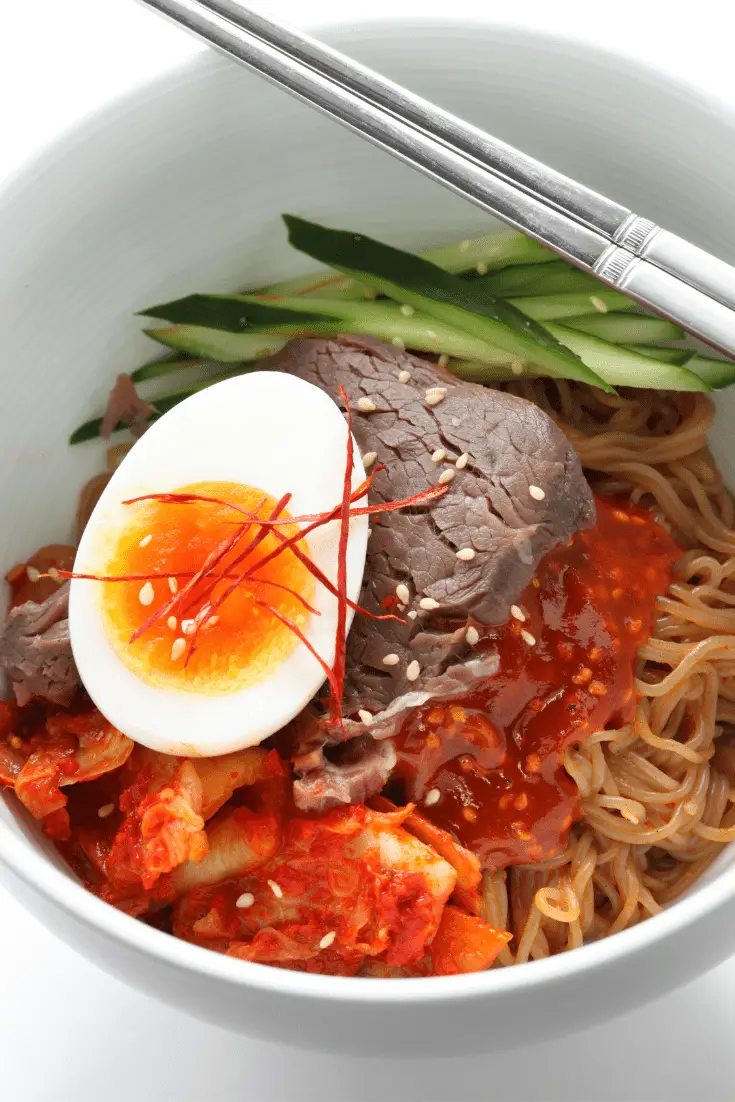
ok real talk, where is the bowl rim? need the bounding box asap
[2,13,735,1004]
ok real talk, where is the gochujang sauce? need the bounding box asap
[394,497,680,868]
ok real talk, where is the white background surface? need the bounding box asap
[2,2,735,1099]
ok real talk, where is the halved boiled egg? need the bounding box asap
[69,372,368,756]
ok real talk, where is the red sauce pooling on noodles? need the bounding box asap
[394,497,680,869]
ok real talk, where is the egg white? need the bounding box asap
[69,372,368,756]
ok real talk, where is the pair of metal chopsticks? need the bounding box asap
[138,0,735,359]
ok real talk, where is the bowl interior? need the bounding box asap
[2,17,735,987]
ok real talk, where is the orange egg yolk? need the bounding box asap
[100,481,315,694]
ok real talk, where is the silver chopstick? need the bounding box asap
[189,0,735,318]
[137,0,735,359]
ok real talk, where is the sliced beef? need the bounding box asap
[267,337,593,715]
[264,337,594,809]
[293,733,397,813]
[268,336,594,626]
[0,583,80,706]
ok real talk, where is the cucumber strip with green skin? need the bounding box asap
[421,229,555,274]
[255,270,368,300]
[544,324,709,391]
[449,339,709,389]
[283,215,612,391]
[145,327,288,363]
[479,260,602,297]
[69,369,249,445]
[131,352,201,383]
[563,313,685,344]
[145,295,513,365]
[258,227,556,299]
[684,356,735,389]
[623,345,693,366]
[141,295,342,332]
[509,290,635,321]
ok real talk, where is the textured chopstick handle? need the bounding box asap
[595,245,735,358]
[615,216,735,313]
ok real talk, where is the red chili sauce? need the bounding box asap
[393,497,680,869]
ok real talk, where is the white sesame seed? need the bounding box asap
[510,605,526,622]
[357,396,377,413]
[590,295,609,313]
[438,469,455,485]
[236,892,255,909]
[268,879,283,899]
[167,616,178,631]
[424,788,441,807]
[97,803,116,819]
[426,386,447,395]
[168,577,178,595]
[455,453,469,470]
[466,626,480,646]
[419,597,440,611]
[26,566,40,583]
[510,359,524,376]
[138,581,154,606]
[400,304,415,317]
[358,709,374,727]
[426,393,445,407]
[139,534,153,548]
[459,239,471,252]
[476,261,488,275]
[529,485,546,501]
[438,354,449,368]
[391,336,406,349]
[431,448,446,463]
[456,547,476,562]
[181,618,195,636]
[396,583,410,605]
[382,653,400,667]
[47,567,60,580]
[319,930,337,949]
[398,369,411,384]
[362,451,377,469]
[407,610,418,620]
[521,629,536,646]
[406,660,421,682]
[171,637,186,662]
[206,615,219,628]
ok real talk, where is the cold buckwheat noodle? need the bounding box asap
[482,384,735,966]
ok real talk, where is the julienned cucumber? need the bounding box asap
[144,295,513,366]
[130,351,192,383]
[141,296,343,332]
[623,345,692,366]
[544,324,709,391]
[478,260,602,298]
[421,229,554,274]
[144,327,287,363]
[508,291,635,321]
[258,227,556,300]
[684,356,735,389]
[448,340,709,390]
[560,314,685,344]
[283,215,612,392]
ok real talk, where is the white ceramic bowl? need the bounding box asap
[2,17,735,1058]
